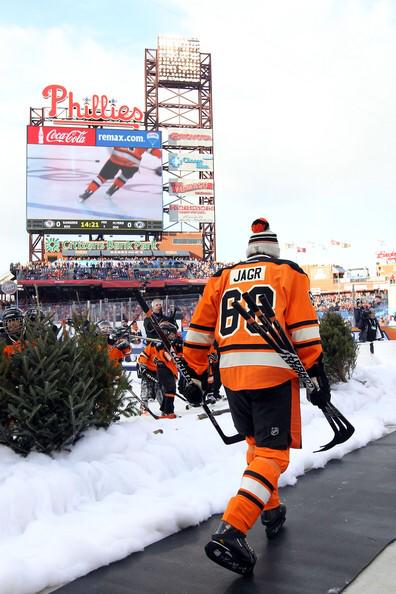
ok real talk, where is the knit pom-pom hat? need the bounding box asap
[246,217,280,259]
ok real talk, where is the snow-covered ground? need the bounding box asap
[0,341,395,594]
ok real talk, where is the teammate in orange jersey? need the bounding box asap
[154,321,182,419]
[137,340,163,414]
[96,320,130,365]
[78,147,162,202]
[182,218,331,575]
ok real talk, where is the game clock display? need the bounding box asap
[26,219,162,233]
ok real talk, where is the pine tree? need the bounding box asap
[0,319,137,456]
[319,312,358,383]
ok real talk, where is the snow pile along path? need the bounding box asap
[0,341,395,594]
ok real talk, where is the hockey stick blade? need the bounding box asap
[202,400,244,445]
[126,386,161,420]
[314,402,355,452]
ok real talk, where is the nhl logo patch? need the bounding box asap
[271,427,280,436]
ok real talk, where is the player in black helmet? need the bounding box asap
[1,307,25,356]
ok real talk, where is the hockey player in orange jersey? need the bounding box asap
[154,321,183,419]
[182,218,331,575]
[137,340,163,414]
[78,147,161,202]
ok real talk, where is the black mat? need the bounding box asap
[56,432,396,594]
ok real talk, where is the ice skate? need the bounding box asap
[78,189,93,202]
[105,185,120,198]
[261,503,286,539]
[205,521,256,576]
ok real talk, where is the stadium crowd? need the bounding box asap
[11,258,226,282]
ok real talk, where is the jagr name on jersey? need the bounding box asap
[230,266,266,284]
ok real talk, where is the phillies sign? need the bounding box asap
[42,84,143,127]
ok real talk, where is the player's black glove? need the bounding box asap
[171,338,183,352]
[115,339,130,351]
[155,166,162,176]
[182,364,207,406]
[306,356,331,408]
[184,379,204,406]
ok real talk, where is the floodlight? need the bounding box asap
[157,35,201,82]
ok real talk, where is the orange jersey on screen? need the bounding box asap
[183,256,322,391]
[110,147,161,169]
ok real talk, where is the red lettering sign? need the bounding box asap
[42,84,143,125]
[27,126,96,145]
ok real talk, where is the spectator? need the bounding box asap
[358,308,384,346]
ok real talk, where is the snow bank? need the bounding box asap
[0,342,395,594]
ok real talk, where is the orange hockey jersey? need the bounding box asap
[183,256,322,391]
[110,148,161,169]
[2,340,25,357]
[138,342,158,372]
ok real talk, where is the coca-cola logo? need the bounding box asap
[46,129,89,144]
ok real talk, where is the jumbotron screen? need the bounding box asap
[26,126,163,233]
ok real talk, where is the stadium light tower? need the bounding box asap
[145,35,215,261]
[157,35,201,83]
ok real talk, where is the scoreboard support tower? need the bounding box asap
[144,37,216,262]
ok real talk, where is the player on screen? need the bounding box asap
[78,147,162,202]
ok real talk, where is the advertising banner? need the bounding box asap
[376,251,396,263]
[169,202,214,223]
[168,152,213,172]
[166,128,213,147]
[26,126,163,234]
[96,129,161,148]
[168,179,214,196]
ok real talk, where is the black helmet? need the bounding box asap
[159,321,178,337]
[24,306,44,322]
[2,307,24,337]
[96,320,113,335]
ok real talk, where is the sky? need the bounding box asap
[0,340,395,594]
[1,0,396,273]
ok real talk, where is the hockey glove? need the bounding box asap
[306,356,331,408]
[115,339,130,351]
[182,363,207,405]
[184,378,204,406]
[171,338,183,352]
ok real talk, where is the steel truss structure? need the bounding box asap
[144,46,216,261]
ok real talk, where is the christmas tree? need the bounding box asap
[0,318,137,456]
[319,312,358,383]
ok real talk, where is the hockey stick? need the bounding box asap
[126,385,161,420]
[253,293,355,451]
[134,289,244,445]
[232,295,354,452]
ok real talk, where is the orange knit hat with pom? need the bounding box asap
[247,217,280,259]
